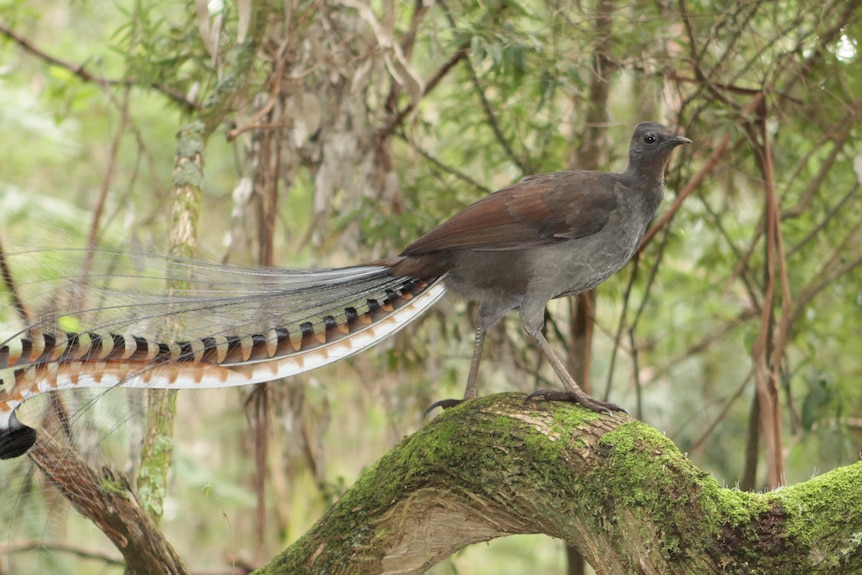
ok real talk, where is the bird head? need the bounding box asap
[626,122,691,179]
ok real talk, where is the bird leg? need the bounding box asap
[524,327,627,414]
[463,326,486,400]
[424,326,487,417]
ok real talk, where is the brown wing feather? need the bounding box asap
[402,171,619,254]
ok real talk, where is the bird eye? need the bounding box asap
[644,133,657,144]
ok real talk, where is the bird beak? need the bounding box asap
[670,135,692,146]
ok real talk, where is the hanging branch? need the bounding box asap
[0,237,32,327]
[379,43,470,137]
[0,22,198,111]
[745,97,789,489]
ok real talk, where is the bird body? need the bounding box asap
[0,122,689,458]
[392,122,689,410]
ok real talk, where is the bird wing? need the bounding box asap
[401,171,619,254]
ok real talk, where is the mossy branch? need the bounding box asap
[258,393,862,575]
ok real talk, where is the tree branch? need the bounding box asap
[0,540,123,566]
[378,43,470,137]
[397,132,493,195]
[28,429,188,575]
[258,394,862,575]
[0,22,198,111]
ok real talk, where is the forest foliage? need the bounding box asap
[0,0,861,573]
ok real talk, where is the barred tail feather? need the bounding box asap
[0,270,447,459]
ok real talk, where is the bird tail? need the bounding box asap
[0,249,446,459]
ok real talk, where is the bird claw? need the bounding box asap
[525,389,628,416]
[423,398,465,418]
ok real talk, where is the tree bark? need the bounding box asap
[28,430,189,575]
[258,393,862,575]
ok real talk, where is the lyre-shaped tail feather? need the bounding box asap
[0,254,447,459]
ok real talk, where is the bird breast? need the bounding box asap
[530,193,655,301]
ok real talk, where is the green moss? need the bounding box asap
[99,477,131,498]
[549,402,602,430]
[174,121,205,157]
[709,487,766,528]
[595,424,683,505]
[583,424,720,558]
[137,435,174,519]
[774,462,862,568]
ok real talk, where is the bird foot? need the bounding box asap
[423,398,465,418]
[525,389,628,415]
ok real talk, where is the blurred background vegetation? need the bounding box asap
[0,0,861,573]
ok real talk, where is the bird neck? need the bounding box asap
[621,155,669,216]
[623,153,670,186]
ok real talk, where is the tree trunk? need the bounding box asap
[258,393,862,575]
